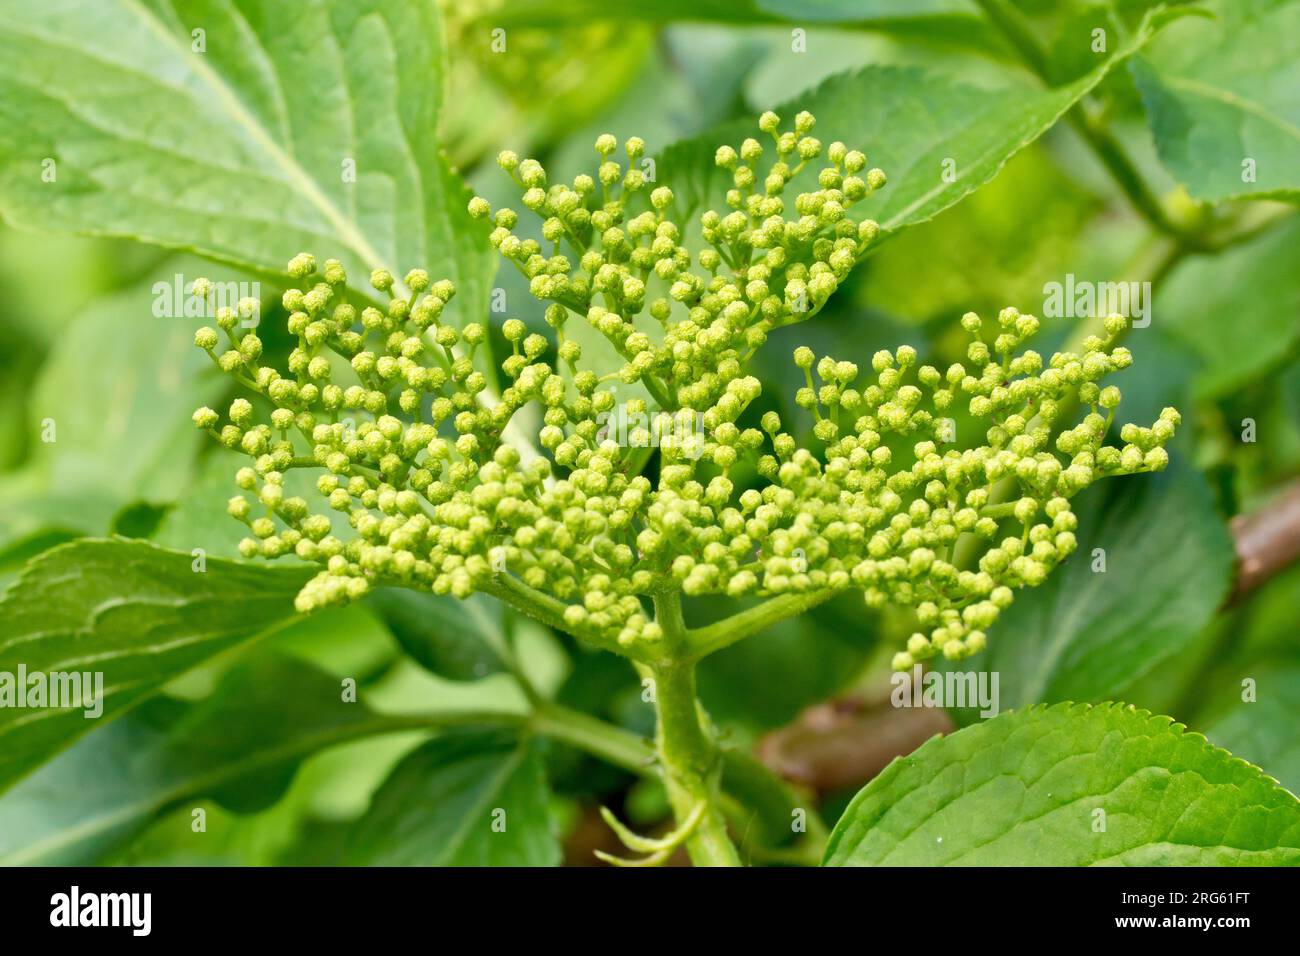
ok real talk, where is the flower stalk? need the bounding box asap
[650,592,740,866]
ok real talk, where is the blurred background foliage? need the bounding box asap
[0,0,1297,865]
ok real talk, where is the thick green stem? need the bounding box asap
[650,659,740,866]
[651,593,741,866]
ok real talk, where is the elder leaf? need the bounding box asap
[0,0,492,322]
[0,538,307,794]
[825,702,1300,866]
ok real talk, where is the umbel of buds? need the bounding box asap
[192,111,1178,670]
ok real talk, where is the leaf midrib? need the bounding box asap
[120,0,395,274]
[436,743,530,865]
[0,716,423,865]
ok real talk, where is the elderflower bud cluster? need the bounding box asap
[191,112,1178,669]
[468,110,883,412]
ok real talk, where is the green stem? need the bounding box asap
[650,659,740,866]
[394,710,527,733]
[685,589,837,660]
[479,573,644,660]
[651,592,741,866]
[1068,113,1193,242]
[640,372,677,413]
[530,701,654,774]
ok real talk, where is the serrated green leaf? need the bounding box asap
[946,464,1232,718]
[0,538,308,793]
[857,145,1101,322]
[0,0,492,323]
[0,654,409,865]
[344,728,559,865]
[367,588,506,682]
[1203,658,1300,796]
[661,11,1182,240]
[1132,0,1300,202]
[825,702,1300,866]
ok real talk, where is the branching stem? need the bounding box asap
[684,589,837,660]
[650,592,741,866]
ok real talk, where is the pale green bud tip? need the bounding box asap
[595,134,617,155]
[793,346,814,369]
[194,327,218,350]
[758,111,780,133]
[192,407,218,429]
[497,150,519,171]
[467,196,491,218]
[286,253,316,278]
[370,269,394,292]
